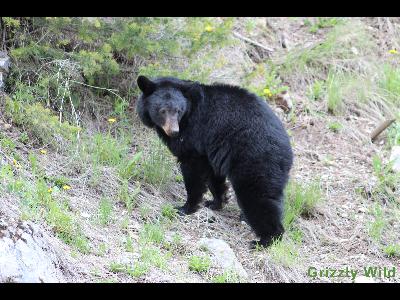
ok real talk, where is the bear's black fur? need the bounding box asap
[136,76,293,248]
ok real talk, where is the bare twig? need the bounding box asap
[370,118,396,142]
[232,31,273,53]
[69,80,124,103]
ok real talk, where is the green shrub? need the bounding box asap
[4,97,80,150]
[4,17,235,123]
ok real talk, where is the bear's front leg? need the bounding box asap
[176,158,210,215]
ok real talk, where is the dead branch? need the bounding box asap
[232,31,273,53]
[370,118,396,142]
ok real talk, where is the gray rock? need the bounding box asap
[198,238,248,280]
[389,146,400,173]
[0,51,11,91]
[0,72,4,90]
[0,51,10,91]
[0,220,69,282]
[0,51,10,73]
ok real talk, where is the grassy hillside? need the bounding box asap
[1,17,400,282]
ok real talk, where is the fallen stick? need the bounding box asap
[370,118,396,142]
[232,31,273,52]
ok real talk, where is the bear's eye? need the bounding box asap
[159,108,167,115]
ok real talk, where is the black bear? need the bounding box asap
[136,76,293,248]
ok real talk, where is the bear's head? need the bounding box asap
[136,75,202,138]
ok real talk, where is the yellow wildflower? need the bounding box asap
[108,118,117,124]
[40,149,47,155]
[63,185,71,190]
[205,25,214,32]
[12,159,21,169]
[263,88,273,98]
[48,187,53,193]
[389,49,398,54]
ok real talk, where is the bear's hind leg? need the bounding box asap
[204,174,229,210]
[231,177,285,248]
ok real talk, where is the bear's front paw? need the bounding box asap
[204,200,223,210]
[175,204,199,216]
[249,234,283,250]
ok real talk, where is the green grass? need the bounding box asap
[97,243,108,256]
[109,262,126,273]
[6,172,91,254]
[125,234,134,252]
[267,238,299,267]
[306,17,340,34]
[326,71,343,115]
[307,80,325,101]
[109,245,170,278]
[139,204,152,220]
[109,261,149,278]
[98,197,113,226]
[118,151,142,180]
[126,263,149,278]
[140,138,175,187]
[161,203,178,220]
[368,203,386,242]
[140,246,171,270]
[284,180,323,230]
[0,134,16,153]
[120,216,130,231]
[280,20,375,86]
[371,155,399,203]
[387,121,400,147]
[379,64,400,106]
[328,121,343,133]
[211,270,240,283]
[188,255,211,273]
[48,175,70,189]
[118,180,140,213]
[383,244,400,258]
[92,133,129,166]
[139,222,165,246]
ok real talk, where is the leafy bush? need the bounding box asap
[2,17,235,123]
[4,97,81,150]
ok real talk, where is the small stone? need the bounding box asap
[80,212,91,219]
[198,238,248,280]
[351,47,359,55]
[389,146,400,173]
[273,91,293,113]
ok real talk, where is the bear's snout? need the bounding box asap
[162,115,179,137]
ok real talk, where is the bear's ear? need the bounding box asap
[137,75,156,96]
[183,83,203,102]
